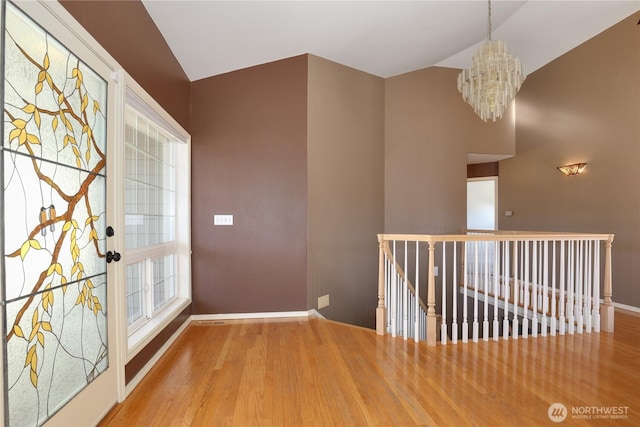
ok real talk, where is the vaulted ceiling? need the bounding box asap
[141,1,639,82]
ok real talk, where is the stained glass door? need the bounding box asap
[2,2,111,425]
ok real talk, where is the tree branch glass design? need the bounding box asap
[2,3,108,425]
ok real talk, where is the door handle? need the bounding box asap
[106,250,121,263]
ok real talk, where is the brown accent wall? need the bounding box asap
[500,12,640,307]
[307,56,385,328]
[190,56,308,314]
[385,67,514,234]
[60,0,191,129]
[468,162,499,178]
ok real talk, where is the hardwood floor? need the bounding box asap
[99,311,640,426]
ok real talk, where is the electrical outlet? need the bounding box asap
[318,294,330,309]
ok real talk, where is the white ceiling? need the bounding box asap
[141,1,639,82]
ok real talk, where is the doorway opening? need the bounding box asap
[467,177,498,230]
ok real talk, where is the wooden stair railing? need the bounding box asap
[377,232,615,346]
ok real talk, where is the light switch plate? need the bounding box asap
[214,214,233,225]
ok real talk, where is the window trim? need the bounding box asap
[120,72,191,362]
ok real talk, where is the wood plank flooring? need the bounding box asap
[99,311,640,426]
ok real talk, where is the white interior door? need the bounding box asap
[1,1,123,425]
[467,177,498,230]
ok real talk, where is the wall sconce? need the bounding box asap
[557,162,588,176]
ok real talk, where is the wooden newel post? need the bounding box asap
[426,241,437,346]
[601,236,615,332]
[376,235,387,336]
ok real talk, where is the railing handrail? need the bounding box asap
[379,231,614,244]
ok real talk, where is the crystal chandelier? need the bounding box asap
[457,0,526,121]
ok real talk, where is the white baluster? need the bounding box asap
[415,241,420,342]
[531,241,538,337]
[567,240,575,334]
[541,241,548,336]
[512,240,519,339]
[473,241,479,342]
[576,240,584,334]
[385,257,391,332]
[519,244,525,303]
[503,241,510,340]
[441,242,447,345]
[584,240,592,333]
[403,240,408,340]
[396,271,401,336]
[493,241,500,341]
[550,241,557,336]
[593,241,601,332]
[559,241,566,335]
[426,241,437,346]
[452,242,458,344]
[483,241,489,341]
[522,241,529,338]
[462,242,469,343]
[391,240,397,337]
[538,242,544,310]
[407,293,412,338]
[413,295,418,338]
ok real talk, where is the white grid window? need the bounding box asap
[124,114,176,250]
[124,105,186,333]
[126,262,144,326]
[153,254,176,311]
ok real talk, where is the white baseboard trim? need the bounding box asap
[191,310,315,321]
[308,309,326,319]
[611,301,640,314]
[123,317,190,399]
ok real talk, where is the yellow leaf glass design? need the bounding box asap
[3,3,109,425]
